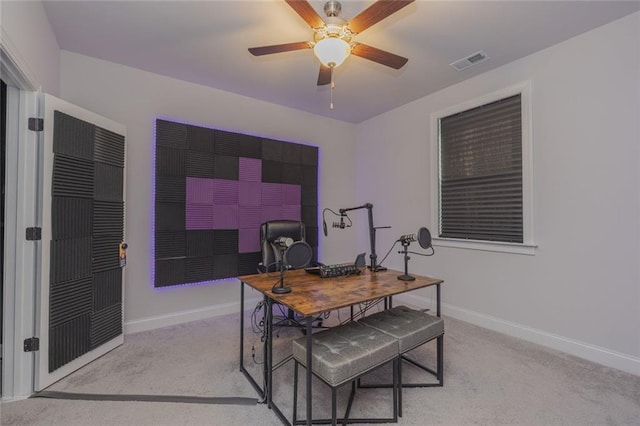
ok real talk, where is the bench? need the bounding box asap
[359,305,444,417]
[291,321,399,425]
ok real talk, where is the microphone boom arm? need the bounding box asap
[337,203,372,215]
[337,203,386,272]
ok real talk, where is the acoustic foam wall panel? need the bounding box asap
[154,119,318,287]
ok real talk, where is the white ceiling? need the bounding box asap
[41,0,640,123]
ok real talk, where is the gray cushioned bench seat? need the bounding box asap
[359,305,444,352]
[359,305,444,418]
[292,321,399,424]
[292,321,398,387]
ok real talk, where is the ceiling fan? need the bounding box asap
[249,0,415,88]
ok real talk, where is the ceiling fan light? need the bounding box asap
[314,37,350,67]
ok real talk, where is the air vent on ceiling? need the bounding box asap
[450,50,489,71]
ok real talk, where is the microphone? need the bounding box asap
[332,215,346,229]
[399,233,417,244]
[323,218,328,236]
[398,228,432,249]
[272,236,294,248]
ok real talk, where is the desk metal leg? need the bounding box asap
[306,316,313,426]
[266,297,273,409]
[239,282,266,401]
[266,296,292,425]
[437,283,441,317]
[240,282,244,371]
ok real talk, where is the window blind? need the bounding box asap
[439,94,523,243]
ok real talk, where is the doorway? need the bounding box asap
[1,53,40,400]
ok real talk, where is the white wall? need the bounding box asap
[355,13,640,374]
[59,51,357,330]
[6,0,637,376]
[0,0,60,94]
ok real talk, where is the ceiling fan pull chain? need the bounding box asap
[330,66,335,109]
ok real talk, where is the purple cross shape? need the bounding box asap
[185,157,301,253]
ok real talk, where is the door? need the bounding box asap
[35,94,126,390]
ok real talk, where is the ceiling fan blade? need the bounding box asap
[248,41,311,56]
[351,43,408,69]
[317,65,332,86]
[348,0,415,34]
[285,0,325,29]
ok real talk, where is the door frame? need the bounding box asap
[1,33,40,400]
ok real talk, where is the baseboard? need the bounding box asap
[124,293,639,376]
[1,394,31,403]
[394,293,640,377]
[124,296,262,335]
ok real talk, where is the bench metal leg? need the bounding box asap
[398,357,403,418]
[393,358,399,422]
[292,362,398,425]
[437,334,444,385]
[293,361,299,423]
[358,333,444,418]
[331,388,337,426]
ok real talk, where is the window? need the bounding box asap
[431,83,535,254]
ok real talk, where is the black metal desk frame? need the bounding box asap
[239,272,441,426]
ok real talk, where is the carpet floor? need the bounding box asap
[1,305,639,425]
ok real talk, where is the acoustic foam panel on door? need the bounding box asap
[93,269,122,311]
[93,201,124,236]
[94,127,125,167]
[49,315,91,372]
[90,304,122,349]
[51,197,92,240]
[53,110,94,160]
[49,111,124,373]
[49,276,92,327]
[94,163,123,202]
[52,155,94,198]
[50,238,93,284]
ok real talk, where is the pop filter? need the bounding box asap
[417,227,432,249]
[284,241,313,269]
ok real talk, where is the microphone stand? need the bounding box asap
[397,240,415,281]
[272,247,291,294]
[338,203,388,272]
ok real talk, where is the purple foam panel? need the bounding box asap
[212,205,239,229]
[239,206,262,228]
[212,179,239,205]
[186,205,214,229]
[282,184,301,205]
[261,183,282,206]
[239,157,262,182]
[239,228,260,253]
[239,181,261,206]
[282,205,301,221]
[184,159,303,247]
[261,205,283,224]
[186,177,214,205]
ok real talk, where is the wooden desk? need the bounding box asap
[238,268,443,425]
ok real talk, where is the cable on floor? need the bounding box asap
[31,390,258,405]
